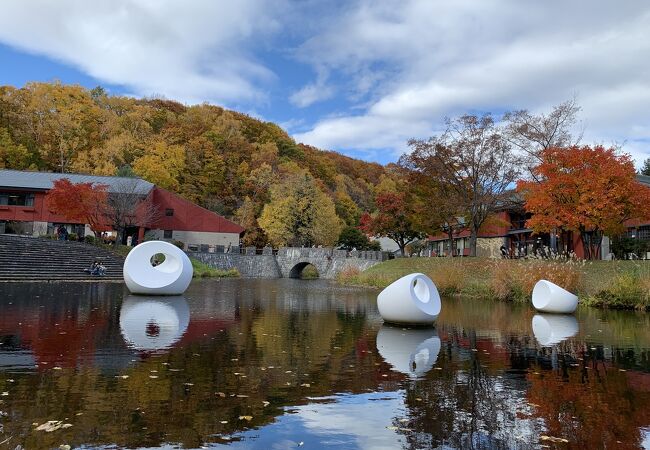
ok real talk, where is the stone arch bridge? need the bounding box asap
[188,246,389,279]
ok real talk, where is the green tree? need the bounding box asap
[337,226,372,250]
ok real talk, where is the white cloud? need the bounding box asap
[0,0,286,105]
[293,0,650,165]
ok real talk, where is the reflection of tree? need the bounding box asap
[527,352,650,449]
[0,282,384,449]
[401,330,535,450]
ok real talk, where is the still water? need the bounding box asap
[0,279,649,449]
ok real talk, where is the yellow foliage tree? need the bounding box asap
[133,141,185,190]
[259,171,342,247]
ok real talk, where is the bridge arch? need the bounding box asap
[288,261,319,279]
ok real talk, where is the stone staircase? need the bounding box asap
[0,235,125,281]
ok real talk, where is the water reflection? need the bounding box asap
[376,325,440,378]
[531,313,579,347]
[0,279,648,449]
[119,295,190,352]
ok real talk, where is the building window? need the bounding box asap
[165,208,174,216]
[163,230,173,239]
[0,192,34,206]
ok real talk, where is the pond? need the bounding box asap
[0,279,649,449]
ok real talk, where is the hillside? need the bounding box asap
[0,82,387,246]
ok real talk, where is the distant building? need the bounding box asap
[0,169,244,249]
[428,175,650,260]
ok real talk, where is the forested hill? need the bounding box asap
[0,82,388,246]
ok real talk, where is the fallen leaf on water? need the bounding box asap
[540,435,569,443]
[53,367,62,370]
[263,401,270,407]
[236,394,249,398]
[239,415,253,421]
[300,383,310,387]
[149,375,158,379]
[220,420,228,424]
[216,392,226,397]
[60,445,71,450]
[1,392,8,396]
[35,421,73,432]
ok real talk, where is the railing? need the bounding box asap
[185,245,391,261]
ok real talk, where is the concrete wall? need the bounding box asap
[188,252,281,278]
[148,229,239,248]
[187,247,383,279]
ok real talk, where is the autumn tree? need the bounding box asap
[359,191,423,256]
[133,140,185,190]
[504,98,581,178]
[104,179,161,245]
[400,155,466,257]
[407,114,520,256]
[45,179,109,236]
[0,127,30,169]
[258,170,342,247]
[518,145,650,259]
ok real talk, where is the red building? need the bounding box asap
[428,175,650,260]
[0,169,244,249]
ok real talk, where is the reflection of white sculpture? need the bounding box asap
[120,295,190,351]
[123,241,193,295]
[531,280,578,313]
[376,325,441,378]
[377,273,441,325]
[532,314,579,346]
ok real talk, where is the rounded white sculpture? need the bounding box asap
[377,273,441,325]
[376,325,441,378]
[532,314,579,346]
[531,279,578,313]
[120,295,190,352]
[123,241,193,295]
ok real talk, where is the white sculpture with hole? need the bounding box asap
[531,279,578,313]
[377,273,441,325]
[532,314,579,346]
[376,325,441,378]
[123,241,193,295]
[120,295,190,352]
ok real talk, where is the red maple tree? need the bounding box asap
[517,145,650,259]
[46,179,110,236]
[359,191,423,256]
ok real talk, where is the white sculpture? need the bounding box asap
[376,325,441,378]
[123,241,193,295]
[377,273,441,325]
[531,279,578,314]
[532,314,579,346]
[120,295,190,352]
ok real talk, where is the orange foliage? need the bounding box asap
[519,146,650,236]
[45,178,109,234]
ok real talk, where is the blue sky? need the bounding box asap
[1,0,649,166]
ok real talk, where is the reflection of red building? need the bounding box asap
[0,169,244,249]
[428,176,650,259]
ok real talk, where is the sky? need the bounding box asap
[0,0,649,167]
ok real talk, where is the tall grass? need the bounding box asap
[336,257,650,310]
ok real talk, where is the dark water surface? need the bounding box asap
[0,279,649,449]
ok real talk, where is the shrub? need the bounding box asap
[172,240,185,250]
[585,272,650,310]
[84,235,97,245]
[337,266,362,284]
[489,260,583,302]
[427,260,466,295]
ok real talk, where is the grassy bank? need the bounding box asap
[337,257,650,310]
[190,258,239,278]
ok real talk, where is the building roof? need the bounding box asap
[637,174,650,186]
[0,169,154,194]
